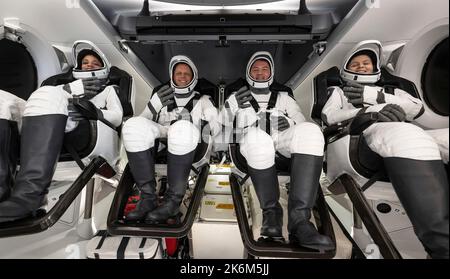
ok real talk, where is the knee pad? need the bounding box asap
[364,122,441,160]
[122,117,160,152]
[0,92,26,126]
[426,128,449,164]
[23,86,70,117]
[167,120,200,155]
[0,101,13,121]
[289,122,324,156]
[0,92,16,121]
[240,128,275,170]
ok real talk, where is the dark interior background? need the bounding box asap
[0,39,37,100]
[421,37,449,116]
[128,40,314,85]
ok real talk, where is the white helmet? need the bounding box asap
[169,55,198,94]
[340,40,383,84]
[72,40,110,80]
[246,51,274,89]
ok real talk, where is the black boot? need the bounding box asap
[248,165,283,239]
[125,148,158,222]
[145,150,195,224]
[384,158,449,259]
[288,154,334,251]
[0,114,67,223]
[0,119,17,201]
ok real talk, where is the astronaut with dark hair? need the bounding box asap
[322,40,449,259]
[0,41,123,223]
[122,55,220,224]
[219,51,334,251]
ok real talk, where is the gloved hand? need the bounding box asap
[148,85,175,113]
[234,86,253,109]
[68,97,103,121]
[63,78,106,98]
[272,115,290,132]
[343,81,385,107]
[377,104,406,122]
[67,98,84,121]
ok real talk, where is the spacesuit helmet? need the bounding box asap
[246,51,274,89]
[340,40,382,84]
[169,55,198,94]
[72,40,110,80]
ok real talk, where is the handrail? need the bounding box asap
[338,174,402,259]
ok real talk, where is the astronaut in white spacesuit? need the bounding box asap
[0,41,123,223]
[122,55,220,224]
[322,40,449,259]
[220,51,334,251]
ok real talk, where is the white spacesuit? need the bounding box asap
[0,41,123,223]
[219,51,334,251]
[122,55,220,224]
[322,40,449,259]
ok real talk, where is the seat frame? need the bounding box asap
[225,78,338,258]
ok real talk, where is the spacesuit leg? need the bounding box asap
[145,120,200,224]
[364,122,449,259]
[0,92,25,201]
[275,123,334,250]
[0,86,69,223]
[425,128,449,164]
[122,117,161,221]
[240,127,283,238]
[0,119,17,201]
[0,90,26,131]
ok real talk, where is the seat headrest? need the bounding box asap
[312,66,342,123]
[41,70,75,87]
[195,78,219,107]
[375,68,420,98]
[106,66,134,117]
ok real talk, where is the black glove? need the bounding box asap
[63,78,106,98]
[234,86,252,109]
[149,85,175,112]
[343,81,364,106]
[69,97,103,121]
[272,116,290,132]
[67,98,85,121]
[377,104,406,122]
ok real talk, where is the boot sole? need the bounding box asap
[124,212,153,223]
[289,235,335,252]
[0,210,43,223]
[258,236,286,243]
[123,217,146,223]
[145,214,181,225]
